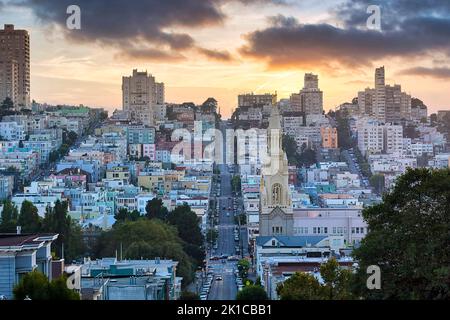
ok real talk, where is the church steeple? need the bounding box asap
[259,105,293,237]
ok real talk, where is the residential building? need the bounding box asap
[0,233,59,300]
[321,127,338,149]
[0,24,30,108]
[122,70,164,126]
[238,93,277,107]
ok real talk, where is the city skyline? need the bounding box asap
[1,0,450,117]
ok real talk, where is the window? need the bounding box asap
[272,183,282,204]
[324,227,328,234]
[352,227,355,234]
[313,227,317,234]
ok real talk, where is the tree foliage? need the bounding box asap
[0,200,19,232]
[18,200,41,233]
[13,270,79,300]
[114,208,140,223]
[41,200,84,262]
[236,285,268,300]
[277,258,354,300]
[352,168,450,300]
[95,219,195,285]
[167,204,203,247]
[145,198,168,220]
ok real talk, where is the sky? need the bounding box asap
[1,0,450,118]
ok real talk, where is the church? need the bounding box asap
[259,106,294,236]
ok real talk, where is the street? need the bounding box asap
[207,163,238,300]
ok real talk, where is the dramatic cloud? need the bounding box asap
[197,48,234,62]
[240,1,450,70]
[398,67,450,79]
[10,0,279,62]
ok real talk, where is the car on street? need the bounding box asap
[200,294,208,300]
[215,276,223,281]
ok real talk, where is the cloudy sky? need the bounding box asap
[1,0,450,117]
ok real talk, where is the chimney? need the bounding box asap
[16,226,22,235]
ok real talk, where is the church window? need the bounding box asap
[272,183,282,204]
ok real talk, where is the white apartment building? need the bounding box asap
[384,124,404,154]
[357,119,384,156]
[357,120,404,156]
[282,112,303,136]
[293,208,367,245]
[409,142,434,156]
[0,121,25,140]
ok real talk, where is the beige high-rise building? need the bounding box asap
[238,93,277,107]
[0,24,30,109]
[289,73,323,115]
[122,69,165,126]
[360,67,411,122]
[0,60,18,105]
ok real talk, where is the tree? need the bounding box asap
[277,259,354,300]
[145,198,168,220]
[298,147,317,167]
[282,134,300,166]
[404,125,419,139]
[231,175,241,194]
[1,97,14,110]
[41,200,84,262]
[352,168,450,300]
[18,200,41,233]
[236,285,268,300]
[206,229,218,244]
[114,208,140,222]
[48,275,80,300]
[167,204,203,247]
[369,174,385,195]
[237,259,250,278]
[95,219,195,285]
[13,270,50,300]
[13,270,79,300]
[320,258,354,300]
[180,291,200,300]
[277,272,325,300]
[0,200,19,233]
[335,109,353,149]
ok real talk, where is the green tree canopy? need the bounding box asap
[277,272,325,300]
[180,291,200,300]
[352,168,450,300]
[13,270,79,300]
[277,258,354,300]
[95,219,195,285]
[18,200,41,233]
[0,200,19,233]
[282,134,300,166]
[41,200,84,262]
[369,174,385,195]
[167,204,203,247]
[237,259,250,278]
[114,208,140,223]
[145,198,169,220]
[236,285,268,300]
[1,97,14,110]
